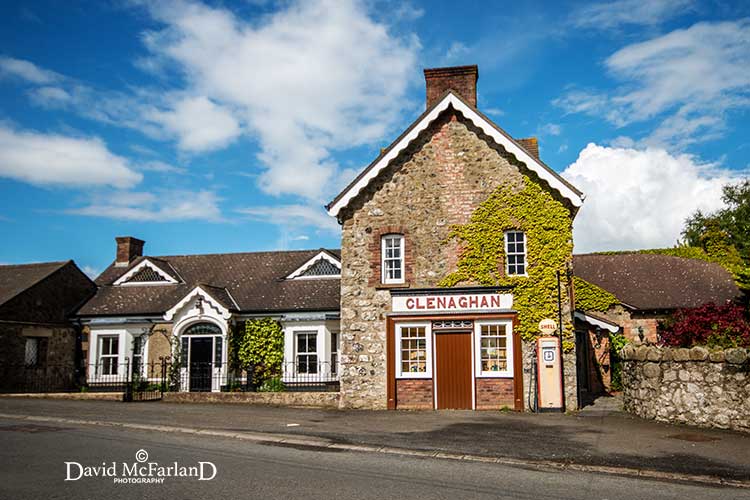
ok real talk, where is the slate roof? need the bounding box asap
[0,261,69,307]
[573,253,742,311]
[78,249,341,317]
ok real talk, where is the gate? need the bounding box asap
[123,359,167,402]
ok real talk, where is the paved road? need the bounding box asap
[2,398,748,481]
[0,417,744,500]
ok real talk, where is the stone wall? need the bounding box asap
[621,345,749,432]
[339,111,576,410]
[163,391,340,408]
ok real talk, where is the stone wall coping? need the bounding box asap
[621,344,748,365]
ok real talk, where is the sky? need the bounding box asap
[0,0,748,278]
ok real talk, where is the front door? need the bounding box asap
[189,337,213,392]
[435,331,473,409]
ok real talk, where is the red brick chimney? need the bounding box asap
[517,137,540,160]
[115,236,145,267]
[424,65,478,108]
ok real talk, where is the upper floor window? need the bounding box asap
[504,231,526,276]
[382,234,405,284]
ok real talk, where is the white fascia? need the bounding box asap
[574,311,620,333]
[113,259,178,286]
[164,285,232,322]
[327,92,584,218]
[286,251,341,279]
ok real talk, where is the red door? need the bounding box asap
[435,331,473,409]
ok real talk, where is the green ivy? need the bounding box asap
[608,331,629,391]
[438,175,575,348]
[236,318,284,383]
[573,276,619,312]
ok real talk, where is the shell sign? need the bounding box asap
[538,318,558,335]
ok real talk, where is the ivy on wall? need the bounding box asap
[438,175,576,349]
[235,318,284,383]
[573,276,619,312]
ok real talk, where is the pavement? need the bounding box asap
[3,415,744,500]
[0,395,748,488]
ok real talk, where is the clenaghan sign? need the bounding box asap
[392,292,513,313]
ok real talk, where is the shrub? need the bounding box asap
[257,376,285,392]
[608,331,628,391]
[236,318,284,385]
[659,302,750,349]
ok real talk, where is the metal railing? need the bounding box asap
[0,359,340,395]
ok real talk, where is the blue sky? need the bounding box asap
[0,0,748,277]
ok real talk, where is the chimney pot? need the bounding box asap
[115,236,145,267]
[424,65,478,109]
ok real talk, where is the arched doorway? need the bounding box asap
[180,322,223,392]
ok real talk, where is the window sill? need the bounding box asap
[376,282,410,290]
[476,373,514,378]
[396,374,432,380]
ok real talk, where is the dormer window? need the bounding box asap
[382,234,405,284]
[286,251,341,279]
[113,259,179,286]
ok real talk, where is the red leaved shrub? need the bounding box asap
[658,302,750,349]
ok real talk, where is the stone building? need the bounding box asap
[327,65,584,410]
[0,261,96,391]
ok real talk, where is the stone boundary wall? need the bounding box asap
[621,345,749,432]
[163,391,340,408]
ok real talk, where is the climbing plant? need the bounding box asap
[573,276,619,312]
[439,175,576,350]
[236,318,284,384]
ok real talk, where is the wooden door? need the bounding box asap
[435,331,473,409]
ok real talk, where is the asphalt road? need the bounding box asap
[0,417,744,500]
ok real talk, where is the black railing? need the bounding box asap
[0,359,340,395]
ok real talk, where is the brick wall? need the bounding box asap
[396,378,433,409]
[592,305,665,343]
[475,378,514,410]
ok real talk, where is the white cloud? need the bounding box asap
[237,204,339,233]
[81,265,100,279]
[0,125,142,188]
[539,123,561,136]
[138,0,419,200]
[562,144,735,253]
[69,189,222,222]
[0,56,61,84]
[555,20,750,149]
[570,0,694,30]
[144,96,241,152]
[139,160,186,174]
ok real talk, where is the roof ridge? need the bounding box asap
[149,248,341,260]
[0,260,70,268]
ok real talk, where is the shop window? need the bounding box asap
[295,332,318,374]
[98,335,119,376]
[396,323,432,378]
[504,231,527,276]
[476,322,513,377]
[381,234,405,284]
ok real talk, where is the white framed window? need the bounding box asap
[395,323,432,378]
[505,231,527,276]
[98,335,119,376]
[382,234,405,284]
[132,335,145,375]
[295,331,318,374]
[475,321,513,377]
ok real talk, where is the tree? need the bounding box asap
[683,179,750,261]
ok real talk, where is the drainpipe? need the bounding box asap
[557,270,566,412]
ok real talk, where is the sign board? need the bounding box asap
[392,293,513,313]
[538,318,558,335]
